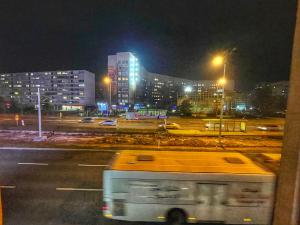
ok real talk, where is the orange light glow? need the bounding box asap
[103,76,111,84]
[212,55,224,66]
[218,77,226,86]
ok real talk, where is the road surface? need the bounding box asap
[0,148,279,225]
[0,114,285,133]
[0,148,123,225]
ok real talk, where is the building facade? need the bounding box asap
[0,70,95,111]
[254,81,289,97]
[138,72,192,108]
[177,80,235,114]
[108,52,140,108]
[108,52,235,112]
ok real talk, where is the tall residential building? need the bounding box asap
[255,81,289,97]
[139,72,192,108]
[108,52,141,107]
[177,80,235,113]
[108,52,235,111]
[0,70,95,111]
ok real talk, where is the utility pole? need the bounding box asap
[273,1,300,225]
[218,63,226,144]
[37,88,42,138]
[109,81,111,111]
[33,89,49,141]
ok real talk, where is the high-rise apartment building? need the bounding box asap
[254,81,289,97]
[108,52,140,107]
[0,70,95,111]
[108,52,235,111]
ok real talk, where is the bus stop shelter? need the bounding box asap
[202,119,247,132]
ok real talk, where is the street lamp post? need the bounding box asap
[212,49,236,144]
[33,88,52,141]
[104,76,112,115]
[218,68,226,144]
[212,48,236,145]
[212,55,226,144]
[37,88,42,138]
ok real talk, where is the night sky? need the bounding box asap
[0,0,297,90]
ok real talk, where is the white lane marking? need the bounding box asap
[78,164,108,167]
[56,187,103,192]
[0,147,117,152]
[18,162,49,166]
[0,185,16,189]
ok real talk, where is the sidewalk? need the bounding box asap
[167,129,283,137]
[0,145,281,153]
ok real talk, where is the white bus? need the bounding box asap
[103,151,275,225]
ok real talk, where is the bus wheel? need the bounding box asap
[167,209,186,225]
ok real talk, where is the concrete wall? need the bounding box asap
[273,1,300,225]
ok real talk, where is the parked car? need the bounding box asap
[158,122,181,130]
[99,119,117,126]
[256,124,283,131]
[79,117,94,123]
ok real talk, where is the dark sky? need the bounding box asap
[0,0,297,90]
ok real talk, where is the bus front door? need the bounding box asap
[196,183,227,223]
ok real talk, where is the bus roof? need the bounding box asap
[262,153,281,162]
[110,151,273,175]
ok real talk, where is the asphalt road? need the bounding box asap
[0,114,285,133]
[0,148,167,225]
[0,148,280,225]
[0,148,122,225]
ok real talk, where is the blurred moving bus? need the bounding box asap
[103,151,275,225]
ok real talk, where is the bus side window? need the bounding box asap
[197,184,211,205]
[112,179,129,193]
[197,184,227,205]
[128,181,158,204]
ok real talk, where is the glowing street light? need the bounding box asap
[212,54,227,144]
[103,76,112,113]
[103,76,111,85]
[218,77,226,86]
[184,86,192,93]
[212,55,224,67]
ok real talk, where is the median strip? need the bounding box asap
[18,162,49,166]
[77,164,108,167]
[56,187,103,192]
